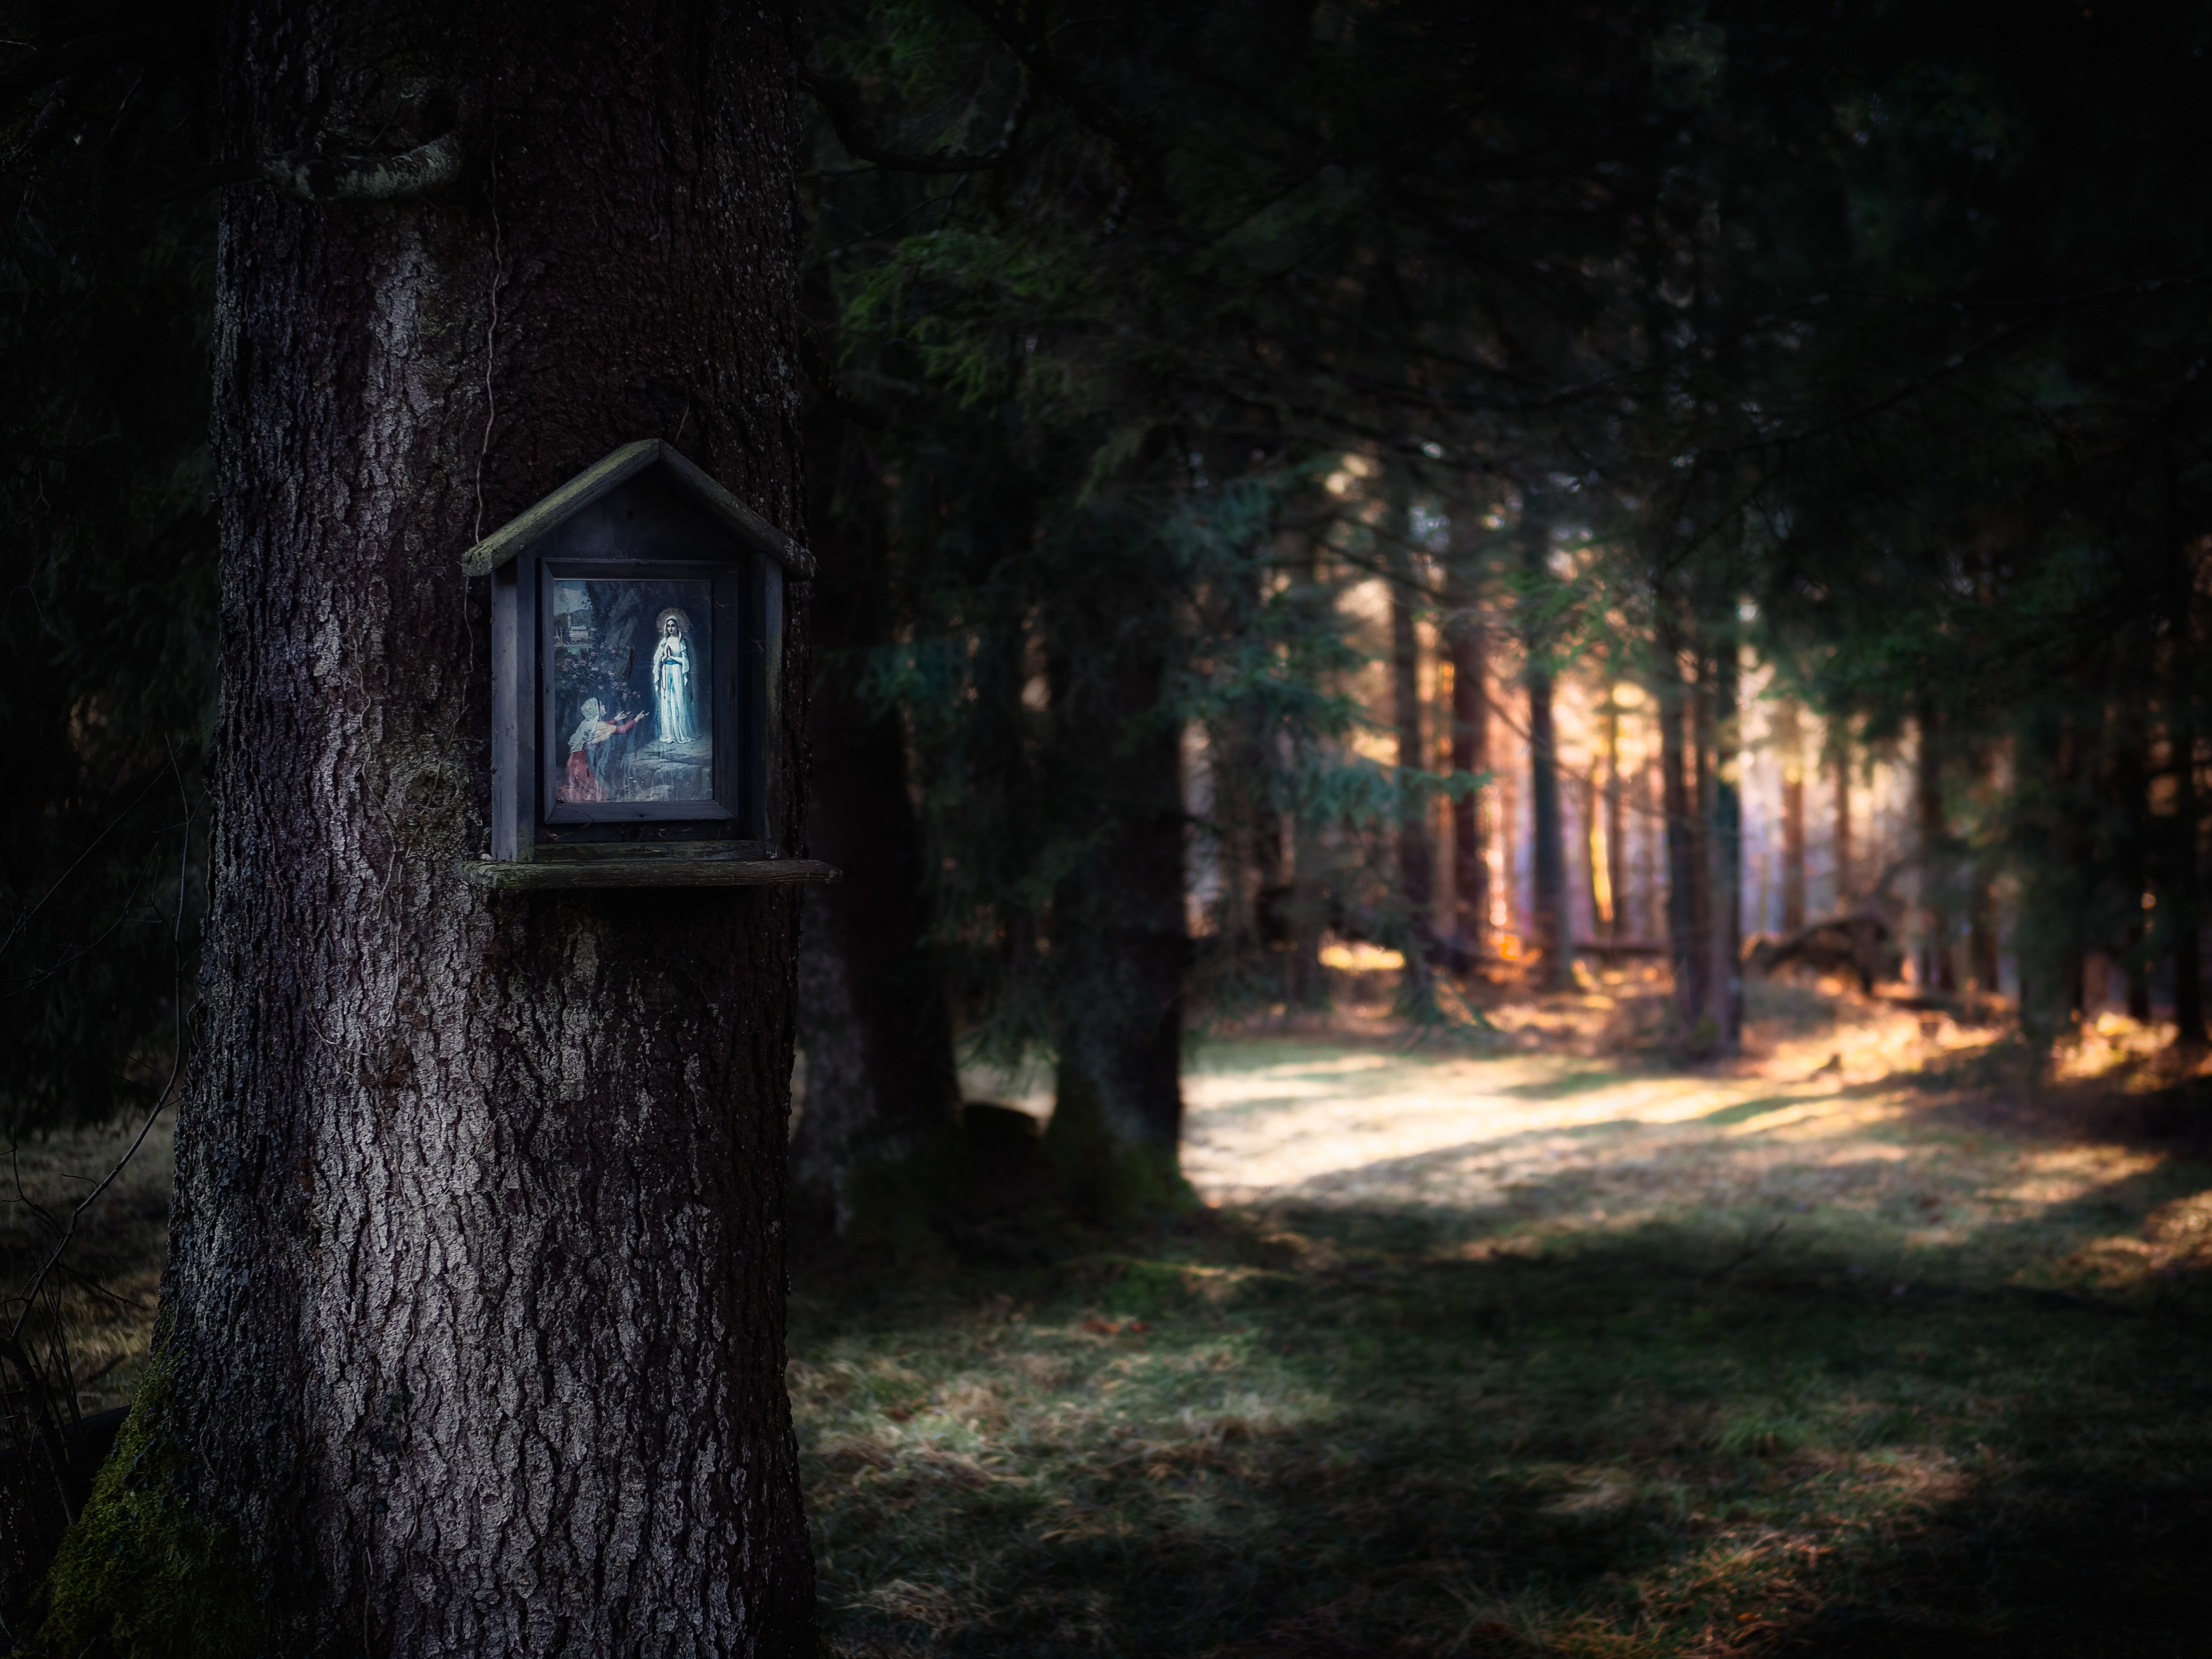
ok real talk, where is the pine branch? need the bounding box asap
[799,65,1021,175]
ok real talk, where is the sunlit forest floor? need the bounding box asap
[5,983,2210,1654]
[796,981,2212,1657]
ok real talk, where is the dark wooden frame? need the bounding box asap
[462,441,835,891]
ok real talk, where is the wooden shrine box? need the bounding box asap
[460,440,837,891]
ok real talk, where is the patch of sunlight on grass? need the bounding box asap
[798,1000,2212,1658]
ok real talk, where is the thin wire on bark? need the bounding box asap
[475,148,506,542]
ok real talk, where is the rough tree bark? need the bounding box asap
[1520,492,1566,991]
[79,6,819,1653]
[790,401,962,1252]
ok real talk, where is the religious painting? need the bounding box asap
[548,577,714,806]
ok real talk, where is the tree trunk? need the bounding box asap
[1777,701,1806,933]
[791,403,962,1253]
[2112,670,2154,1020]
[1969,857,2003,999]
[1692,661,1715,1010]
[1658,623,1704,1033]
[2164,441,2205,1046]
[1385,478,1434,987]
[1444,539,1489,956]
[111,9,819,1652]
[1637,748,1659,941]
[1280,515,1331,1007]
[1831,721,1854,907]
[1916,697,1958,994]
[1041,512,1189,1217]
[1581,768,1602,939]
[1603,699,1626,940]
[1708,634,1744,1051]
[2016,695,2095,1047]
[1521,493,1566,991]
[1502,748,1521,950]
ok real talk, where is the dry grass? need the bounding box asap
[0,1113,171,1422]
[798,985,2212,1656]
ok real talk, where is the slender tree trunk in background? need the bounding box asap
[1502,751,1521,948]
[1445,542,1489,956]
[792,404,962,1252]
[1521,494,1566,990]
[1205,554,1279,964]
[1603,701,1626,940]
[1916,698,1958,994]
[113,7,818,1651]
[1692,663,1715,1000]
[1638,749,1659,940]
[1042,517,1190,1217]
[1281,518,1330,1007]
[2163,443,2205,1046]
[2064,701,2099,1021]
[1580,768,1602,939]
[1777,701,1806,933]
[1289,811,1327,1008]
[1708,634,1744,1051]
[1658,625,1705,1033]
[1969,771,2003,1004]
[2112,672,2154,1020]
[1386,479,1434,988]
[1831,723,1854,907]
[2019,697,2100,1045]
[1248,730,1286,938]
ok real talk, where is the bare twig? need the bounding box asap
[3,739,194,1419]
[800,65,1025,175]
[1705,1219,1786,1283]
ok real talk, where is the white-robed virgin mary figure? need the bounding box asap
[652,608,698,745]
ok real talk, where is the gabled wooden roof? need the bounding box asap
[460,439,813,579]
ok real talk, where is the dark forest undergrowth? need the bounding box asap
[792,1000,2212,1658]
[5,994,2210,1654]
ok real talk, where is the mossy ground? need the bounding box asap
[791,986,2212,1656]
[33,1353,260,1659]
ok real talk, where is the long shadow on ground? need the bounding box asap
[792,1114,2212,1656]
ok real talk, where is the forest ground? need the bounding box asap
[5,979,2210,1654]
[795,978,2212,1658]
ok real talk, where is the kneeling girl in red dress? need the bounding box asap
[560,697,644,802]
